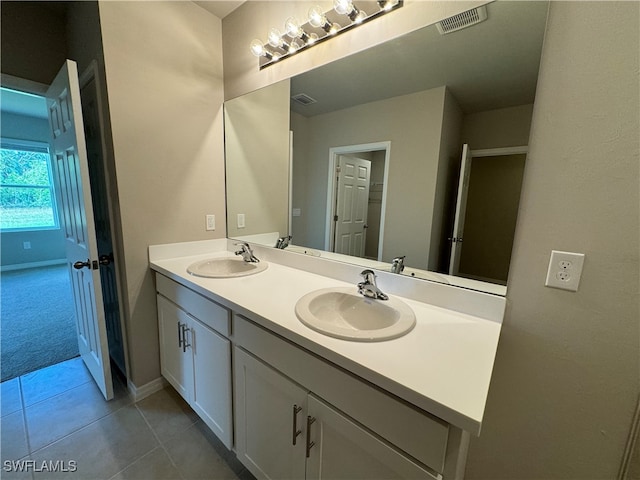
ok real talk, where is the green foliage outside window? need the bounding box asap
[0,144,58,230]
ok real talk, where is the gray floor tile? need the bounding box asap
[26,378,131,452]
[31,404,158,480]
[21,358,92,407]
[109,447,181,480]
[135,387,199,444]
[164,421,242,480]
[1,411,29,462]
[1,377,23,417]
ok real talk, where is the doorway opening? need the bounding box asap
[1,68,127,392]
[0,87,79,381]
[449,145,527,285]
[325,142,390,261]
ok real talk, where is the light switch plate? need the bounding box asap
[205,214,215,231]
[237,213,245,229]
[545,250,585,292]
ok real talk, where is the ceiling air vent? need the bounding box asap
[436,6,487,35]
[291,93,317,106]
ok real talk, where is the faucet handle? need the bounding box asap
[360,269,376,281]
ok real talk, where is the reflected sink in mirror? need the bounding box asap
[187,257,268,278]
[295,287,416,342]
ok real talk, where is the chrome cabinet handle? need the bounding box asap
[292,405,302,445]
[181,324,191,352]
[305,416,316,458]
[177,321,184,349]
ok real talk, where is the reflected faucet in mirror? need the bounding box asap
[275,235,293,249]
[391,256,405,274]
[235,242,260,263]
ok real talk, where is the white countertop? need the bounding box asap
[149,241,503,436]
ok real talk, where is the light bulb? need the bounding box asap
[285,17,302,38]
[328,22,341,35]
[354,9,367,23]
[268,28,284,48]
[307,33,319,45]
[308,5,327,28]
[288,41,301,54]
[333,0,354,15]
[250,39,266,57]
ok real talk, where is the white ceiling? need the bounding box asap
[193,1,245,19]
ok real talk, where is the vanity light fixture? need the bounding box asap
[250,0,403,69]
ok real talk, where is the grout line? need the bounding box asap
[133,402,186,480]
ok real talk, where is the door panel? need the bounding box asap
[306,395,437,480]
[334,155,371,258]
[47,60,113,400]
[234,347,307,480]
[191,320,232,449]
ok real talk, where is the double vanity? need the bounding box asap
[149,238,505,479]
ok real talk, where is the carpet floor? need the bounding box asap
[1,264,79,382]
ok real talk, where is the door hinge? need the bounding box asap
[333,215,338,222]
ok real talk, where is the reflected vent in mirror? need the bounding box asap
[292,93,317,106]
[436,6,487,35]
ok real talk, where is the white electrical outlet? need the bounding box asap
[206,214,215,231]
[545,250,585,292]
[237,213,245,229]
[23,241,31,250]
[292,208,301,217]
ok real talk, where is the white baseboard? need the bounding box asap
[127,376,167,402]
[0,259,66,272]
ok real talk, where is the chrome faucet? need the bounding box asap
[275,235,292,250]
[235,242,259,263]
[357,269,388,300]
[391,255,405,274]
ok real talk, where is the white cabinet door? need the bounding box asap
[306,395,438,480]
[157,295,193,401]
[191,319,233,449]
[234,347,307,480]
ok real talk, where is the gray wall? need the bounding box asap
[225,80,290,238]
[0,111,66,267]
[96,1,226,387]
[465,2,639,478]
[291,86,448,269]
[462,103,534,150]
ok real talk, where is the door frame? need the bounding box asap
[78,61,130,379]
[324,141,391,261]
[449,144,529,278]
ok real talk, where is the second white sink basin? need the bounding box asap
[187,257,268,278]
[295,287,416,342]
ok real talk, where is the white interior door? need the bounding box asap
[47,60,113,400]
[449,144,472,276]
[334,155,371,257]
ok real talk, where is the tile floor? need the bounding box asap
[0,358,255,480]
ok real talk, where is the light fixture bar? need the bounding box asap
[250,0,403,69]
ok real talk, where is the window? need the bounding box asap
[0,139,59,231]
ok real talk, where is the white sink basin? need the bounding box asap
[295,287,416,342]
[187,257,268,278]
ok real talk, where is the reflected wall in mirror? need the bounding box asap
[224,80,290,239]
[225,1,549,295]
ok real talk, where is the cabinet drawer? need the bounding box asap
[234,315,450,474]
[156,274,230,337]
